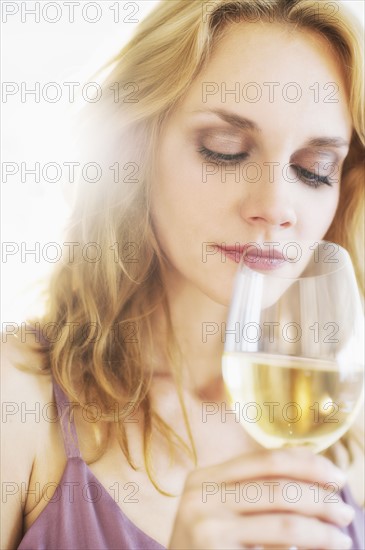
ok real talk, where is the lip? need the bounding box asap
[217,244,287,270]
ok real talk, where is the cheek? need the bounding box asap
[149,154,204,265]
[300,187,340,237]
[153,134,195,210]
[151,135,224,238]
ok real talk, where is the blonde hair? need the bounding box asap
[22,0,364,495]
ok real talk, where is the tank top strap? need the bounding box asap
[52,375,82,459]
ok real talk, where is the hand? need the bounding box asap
[168,448,354,550]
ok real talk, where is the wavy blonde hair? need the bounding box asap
[20,0,364,495]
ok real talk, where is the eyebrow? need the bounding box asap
[192,108,260,132]
[190,108,349,148]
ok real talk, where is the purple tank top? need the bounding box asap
[17,375,165,550]
[16,334,364,549]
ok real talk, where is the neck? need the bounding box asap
[151,268,229,399]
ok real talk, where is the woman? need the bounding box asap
[2,0,364,548]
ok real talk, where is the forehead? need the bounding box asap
[175,22,352,145]
[202,22,344,86]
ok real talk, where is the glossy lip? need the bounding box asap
[217,244,287,270]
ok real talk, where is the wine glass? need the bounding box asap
[221,240,364,453]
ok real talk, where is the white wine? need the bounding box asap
[222,352,364,453]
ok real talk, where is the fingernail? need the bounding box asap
[339,533,352,549]
[341,505,355,523]
[331,467,347,484]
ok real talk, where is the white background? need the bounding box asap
[1,1,364,324]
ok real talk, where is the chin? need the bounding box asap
[198,281,235,308]
[194,263,238,307]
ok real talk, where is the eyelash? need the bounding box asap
[198,146,249,164]
[197,146,332,188]
[291,166,332,188]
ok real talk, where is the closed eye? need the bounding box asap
[292,165,332,188]
[198,146,333,188]
[197,146,249,165]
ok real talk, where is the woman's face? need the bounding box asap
[150,22,352,306]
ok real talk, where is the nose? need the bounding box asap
[240,175,297,230]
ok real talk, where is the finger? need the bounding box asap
[229,513,353,550]
[204,448,347,488]
[203,478,355,528]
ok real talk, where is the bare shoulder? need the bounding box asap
[1,334,54,429]
[0,334,54,549]
[1,333,52,388]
